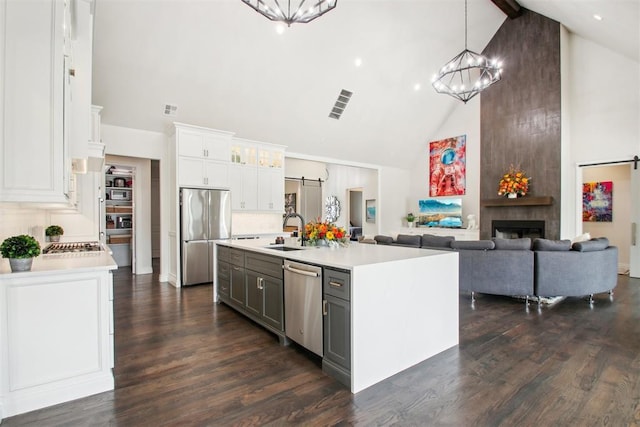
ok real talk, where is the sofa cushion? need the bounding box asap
[421,234,455,248]
[493,237,532,250]
[532,238,571,251]
[451,240,495,250]
[572,238,609,252]
[395,234,422,247]
[374,235,394,245]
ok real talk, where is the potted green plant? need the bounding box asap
[406,213,416,228]
[1,234,41,272]
[45,225,64,242]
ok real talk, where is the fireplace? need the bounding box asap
[492,220,545,239]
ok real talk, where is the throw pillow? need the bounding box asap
[492,237,532,250]
[532,238,571,251]
[572,238,609,252]
[571,232,591,244]
[421,234,455,248]
[451,240,495,250]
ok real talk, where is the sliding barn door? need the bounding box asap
[630,162,639,278]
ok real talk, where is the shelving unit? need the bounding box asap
[105,165,134,266]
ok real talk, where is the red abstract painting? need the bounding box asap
[429,135,466,197]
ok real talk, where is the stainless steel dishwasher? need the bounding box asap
[283,260,323,356]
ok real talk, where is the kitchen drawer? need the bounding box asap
[218,261,230,281]
[218,280,230,298]
[217,245,230,262]
[245,252,283,279]
[230,249,245,267]
[324,267,350,300]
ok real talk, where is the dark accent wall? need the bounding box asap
[480,9,561,240]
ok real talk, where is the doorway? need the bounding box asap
[104,154,153,275]
[580,163,634,275]
[347,188,363,241]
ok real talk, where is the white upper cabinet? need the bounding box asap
[69,0,93,161]
[177,125,232,162]
[0,0,94,205]
[0,0,67,203]
[173,123,285,211]
[175,123,233,188]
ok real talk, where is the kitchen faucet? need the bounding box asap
[283,213,306,246]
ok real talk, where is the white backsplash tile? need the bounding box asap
[231,212,283,236]
[0,207,48,244]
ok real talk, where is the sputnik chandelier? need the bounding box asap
[241,0,337,26]
[432,0,503,103]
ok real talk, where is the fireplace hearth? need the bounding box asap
[492,220,545,239]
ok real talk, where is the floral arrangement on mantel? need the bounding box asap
[498,165,530,198]
[303,219,349,247]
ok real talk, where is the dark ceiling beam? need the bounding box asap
[490,0,523,19]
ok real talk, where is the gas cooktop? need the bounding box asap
[43,242,104,254]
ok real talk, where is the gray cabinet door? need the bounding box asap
[230,265,246,309]
[245,270,262,317]
[218,261,230,299]
[262,276,284,331]
[324,294,351,371]
[245,270,284,332]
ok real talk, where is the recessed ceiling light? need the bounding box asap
[414,83,421,91]
[593,14,603,21]
[354,57,363,67]
[275,24,286,34]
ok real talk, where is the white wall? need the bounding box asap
[378,166,411,236]
[582,164,631,273]
[407,34,639,242]
[102,125,168,278]
[324,164,378,237]
[408,96,481,230]
[564,34,640,238]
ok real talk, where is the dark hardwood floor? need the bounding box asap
[4,261,640,426]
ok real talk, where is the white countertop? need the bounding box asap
[0,251,118,277]
[216,239,450,270]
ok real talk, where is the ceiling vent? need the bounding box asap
[163,104,178,116]
[329,89,353,120]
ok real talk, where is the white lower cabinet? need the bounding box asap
[0,269,114,420]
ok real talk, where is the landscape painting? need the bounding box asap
[366,199,376,223]
[429,135,466,197]
[418,198,463,228]
[583,181,613,222]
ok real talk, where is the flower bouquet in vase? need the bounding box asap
[303,219,349,248]
[498,165,530,198]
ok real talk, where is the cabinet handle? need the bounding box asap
[257,277,264,290]
[232,266,241,271]
[329,281,343,288]
[633,222,637,246]
[204,177,208,185]
[322,299,327,316]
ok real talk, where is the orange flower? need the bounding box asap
[497,165,530,197]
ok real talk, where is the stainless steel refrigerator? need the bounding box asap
[180,188,231,286]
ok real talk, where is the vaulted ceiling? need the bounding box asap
[92,0,639,168]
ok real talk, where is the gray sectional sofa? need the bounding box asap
[373,233,618,306]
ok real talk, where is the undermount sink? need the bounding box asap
[264,246,303,251]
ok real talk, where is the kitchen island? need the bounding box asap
[214,239,459,393]
[0,251,117,420]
